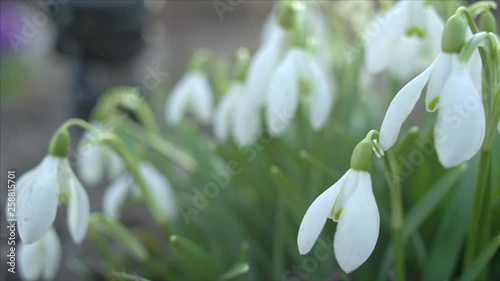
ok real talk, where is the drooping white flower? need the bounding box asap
[165,71,213,125]
[213,83,244,143]
[379,51,484,168]
[18,156,90,244]
[266,48,334,136]
[102,163,177,222]
[364,0,443,80]
[77,124,123,187]
[297,169,380,273]
[19,227,61,281]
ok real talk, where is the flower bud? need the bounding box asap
[441,15,467,53]
[188,49,211,71]
[48,128,70,157]
[350,139,374,171]
[479,10,496,33]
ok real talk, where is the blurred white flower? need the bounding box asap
[19,227,61,281]
[213,83,244,143]
[266,48,334,136]
[103,163,177,222]
[18,156,89,244]
[297,169,379,273]
[380,51,484,168]
[364,0,443,80]
[77,124,123,187]
[165,71,213,125]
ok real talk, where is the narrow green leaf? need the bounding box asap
[218,262,250,281]
[458,235,500,281]
[402,164,467,241]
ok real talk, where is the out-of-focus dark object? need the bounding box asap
[44,0,147,119]
[51,0,147,63]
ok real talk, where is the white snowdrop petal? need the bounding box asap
[213,84,242,142]
[467,50,482,94]
[379,56,438,150]
[331,170,359,221]
[297,172,347,255]
[425,54,452,112]
[67,167,90,244]
[19,241,42,281]
[266,50,301,136]
[364,1,409,74]
[42,228,61,280]
[165,73,193,125]
[191,72,214,124]
[434,67,485,168]
[334,172,379,273]
[18,157,60,244]
[140,163,178,221]
[246,33,286,106]
[105,148,124,179]
[76,134,103,187]
[387,36,422,81]
[102,175,133,220]
[233,97,261,147]
[307,57,333,130]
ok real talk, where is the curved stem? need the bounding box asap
[383,151,406,281]
[61,118,101,135]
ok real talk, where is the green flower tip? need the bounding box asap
[350,139,374,171]
[232,48,250,82]
[48,128,70,158]
[441,15,467,54]
[189,49,211,71]
[277,0,303,30]
[479,10,496,33]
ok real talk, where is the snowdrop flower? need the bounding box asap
[165,70,213,125]
[213,82,244,143]
[380,15,485,168]
[365,0,443,80]
[266,48,334,136]
[19,227,61,281]
[298,138,379,273]
[103,163,177,222]
[77,124,123,187]
[18,129,89,244]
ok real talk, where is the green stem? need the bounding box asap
[101,135,175,235]
[383,151,406,281]
[61,118,101,135]
[463,150,492,278]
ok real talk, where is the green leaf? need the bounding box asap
[90,214,148,262]
[421,162,478,280]
[402,164,467,241]
[458,234,500,281]
[170,235,222,280]
[218,262,250,281]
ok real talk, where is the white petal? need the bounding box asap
[266,49,302,136]
[306,57,334,130]
[42,228,61,280]
[232,96,261,147]
[140,163,178,221]
[19,241,43,281]
[18,156,60,244]
[165,73,194,125]
[364,1,409,74]
[331,170,360,221]
[334,172,379,273]
[425,54,452,111]
[424,6,444,60]
[297,172,347,255]
[387,36,422,81]
[467,49,482,94]
[213,84,242,142]
[105,148,124,179]
[76,133,104,187]
[64,162,90,244]
[379,56,438,150]
[246,33,286,106]
[102,175,133,220]
[434,64,485,168]
[191,72,214,124]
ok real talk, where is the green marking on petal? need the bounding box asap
[298,78,311,98]
[428,96,440,111]
[405,26,426,39]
